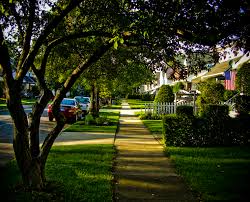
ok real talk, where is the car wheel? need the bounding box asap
[49,116,53,121]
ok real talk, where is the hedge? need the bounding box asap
[163,104,250,147]
[176,105,194,117]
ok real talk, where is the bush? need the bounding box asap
[235,95,250,116]
[162,104,250,147]
[139,112,162,120]
[127,94,142,99]
[85,114,95,125]
[176,106,193,117]
[196,81,225,112]
[224,90,238,101]
[154,85,174,103]
[236,63,250,95]
[200,104,229,118]
[95,116,109,126]
[141,93,154,101]
[162,115,194,146]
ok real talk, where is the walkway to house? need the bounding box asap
[114,102,196,202]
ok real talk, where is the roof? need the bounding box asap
[191,56,241,83]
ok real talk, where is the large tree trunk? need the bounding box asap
[89,81,99,117]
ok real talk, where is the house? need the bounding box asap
[190,50,250,90]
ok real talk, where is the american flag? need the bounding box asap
[224,70,236,90]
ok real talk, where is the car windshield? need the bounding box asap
[76,97,89,104]
[61,99,75,106]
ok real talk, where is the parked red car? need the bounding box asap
[48,98,82,122]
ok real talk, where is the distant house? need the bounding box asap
[190,51,250,90]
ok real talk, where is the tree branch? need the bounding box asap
[16,0,84,84]
[38,30,112,75]
[9,3,24,43]
[17,1,36,71]
[40,42,112,165]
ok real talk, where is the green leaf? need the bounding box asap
[120,38,124,44]
[114,41,118,50]
[9,0,13,3]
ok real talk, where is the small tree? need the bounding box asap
[236,63,250,95]
[154,85,174,103]
[196,80,225,115]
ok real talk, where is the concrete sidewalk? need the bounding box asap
[114,102,196,201]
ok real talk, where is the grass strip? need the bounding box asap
[102,105,122,109]
[165,146,250,202]
[141,119,163,134]
[127,99,153,109]
[0,144,115,202]
[64,111,120,133]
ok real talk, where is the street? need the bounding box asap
[0,106,55,143]
[0,106,57,166]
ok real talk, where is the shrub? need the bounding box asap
[95,116,109,126]
[176,106,193,117]
[236,63,250,95]
[196,80,225,112]
[162,115,194,146]
[141,93,154,101]
[224,90,238,101]
[85,114,95,125]
[139,112,162,120]
[127,94,142,99]
[154,85,174,103]
[162,103,250,147]
[235,95,250,116]
[200,104,229,118]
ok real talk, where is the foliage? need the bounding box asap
[85,114,96,125]
[65,111,119,133]
[223,90,238,101]
[141,93,155,101]
[176,105,194,117]
[235,95,250,116]
[1,0,249,189]
[165,147,250,201]
[95,116,109,126]
[162,104,250,147]
[163,115,194,146]
[154,85,174,103]
[236,63,250,95]
[127,94,142,99]
[199,104,229,119]
[139,112,162,120]
[196,80,225,115]
[173,82,185,93]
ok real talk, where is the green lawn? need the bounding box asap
[64,111,120,133]
[0,98,36,111]
[0,98,7,110]
[0,144,115,202]
[102,104,122,109]
[127,99,153,109]
[142,120,162,134]
[165,147,250,202]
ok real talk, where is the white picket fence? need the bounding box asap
[144,101,198,115]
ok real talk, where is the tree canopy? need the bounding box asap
[0,0,249,189]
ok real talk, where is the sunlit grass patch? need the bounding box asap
[0,144,115,202]
[165,147,250,201]
[64,111,120,133]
